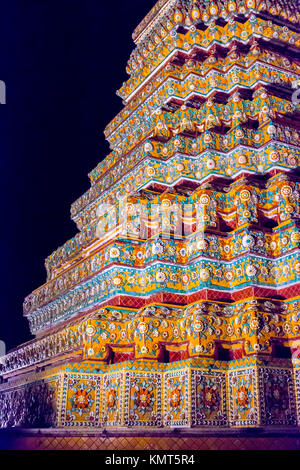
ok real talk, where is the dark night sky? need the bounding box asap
[0,0,156,351]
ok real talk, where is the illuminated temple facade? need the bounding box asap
[1,0,300,449]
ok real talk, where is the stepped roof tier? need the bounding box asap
[1,0,300,446]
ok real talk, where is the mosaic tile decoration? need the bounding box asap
[0,0,300,442]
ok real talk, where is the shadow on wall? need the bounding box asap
[0,381,56,430]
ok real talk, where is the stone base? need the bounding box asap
[1,429,300,450]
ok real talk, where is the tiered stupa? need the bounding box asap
[1,0,300,450]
